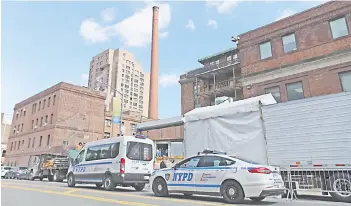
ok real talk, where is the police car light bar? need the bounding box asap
[198,149,227,155]
[135,134,147,139]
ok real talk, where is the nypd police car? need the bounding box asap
[150,150,285,204]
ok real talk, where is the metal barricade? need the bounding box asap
[279,166,351,202]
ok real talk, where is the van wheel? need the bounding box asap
[67,174,76,187]
[221,180,245,204]
[134,183,145,191]
[103,175,116,191]
[329,172,351,203]
[152,177,168,197]
[48,175,54,182]
[250,197,265,202]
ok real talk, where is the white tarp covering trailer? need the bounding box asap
[182,92,351,203]
[182,94,277,164]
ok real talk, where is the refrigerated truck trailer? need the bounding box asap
[183,92,351,203]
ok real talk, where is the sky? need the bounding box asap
[1,0,325,121]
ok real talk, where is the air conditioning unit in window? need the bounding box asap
[16,131,19,134]
[44,123,47,126]
[34,125,38,129]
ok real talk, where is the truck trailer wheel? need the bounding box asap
[329,172,351,203]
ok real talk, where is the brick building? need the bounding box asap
[238,1,351,102]
[5,82,106,167]
[179,1,351,113]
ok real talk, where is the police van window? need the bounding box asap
[199,156,235,167]
[126,142,152,161]
[100,144,111,159]
[86,146,100,161]
[76,150,85,163]
[111,143,120,158]
[179,157,201,168]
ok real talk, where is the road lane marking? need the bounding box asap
[1,185,158,206]
[2,182,224,206]
[63,189,79,194]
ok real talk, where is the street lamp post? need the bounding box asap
[96,80,124,136]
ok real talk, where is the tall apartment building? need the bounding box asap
[88,49,150,119]
[1,113,11,165]
[4,82,105,167]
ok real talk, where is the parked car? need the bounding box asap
[4,167,18,179]
[1,166,12,178]
[14,167,29,180]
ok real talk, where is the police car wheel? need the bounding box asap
[221,180,245,204]
[152,177,168,197]
[103,175,116,191]
[249,197,265,202]
[67,174,76,187]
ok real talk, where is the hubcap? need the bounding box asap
[333,179,351,197]
[228,187,236,198]
[68,176,72,184]
[105,178,111,188]
[157,184,163,191]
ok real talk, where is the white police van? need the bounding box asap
[66,134,154,191]
[150,150,285,204]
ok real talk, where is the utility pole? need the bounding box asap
[96,80,124,136]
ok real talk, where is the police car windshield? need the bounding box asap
[231,156,260,165]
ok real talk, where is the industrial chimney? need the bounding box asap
[148,6,159,120]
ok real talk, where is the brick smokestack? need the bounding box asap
[148,6,159,120]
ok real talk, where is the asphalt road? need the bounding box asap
[1,179,349,206]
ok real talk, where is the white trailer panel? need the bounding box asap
[262,92,351,166]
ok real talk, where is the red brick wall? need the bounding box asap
[181,82,195,115]
[243,63,351,101]
[238,2,351,77]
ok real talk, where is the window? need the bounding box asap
[286,81,304,101]
[32,137,35,148]
[53,95,56,105]
[259,41,272,59]
[40,117,43,127]
[339,71,351,92]
[105,119,112,127]
[28,138,31,148]
[227,56,232,61]
[16,113,19,120]
[20,109,23,117]
[178,157,201,168]
[45,115,48,124]
[39,136,42,147]
[22,140,24,147]
[198,156,235,167]
[23,110,26,117]
[50,114,53,124]
[282,33,297,53]
[104,132,111,139]
[85,143,120,161]
[76,150,85,164]
[21,123,24,132]
[38,101,41,111]
[17,141,20,150]
[48,97,51,107]
[14,142,17,151]
[36,118,38,126]
[330,17,349,39]
[126,142,152,161]
[265,86,281,102]
[47,135,50,146]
